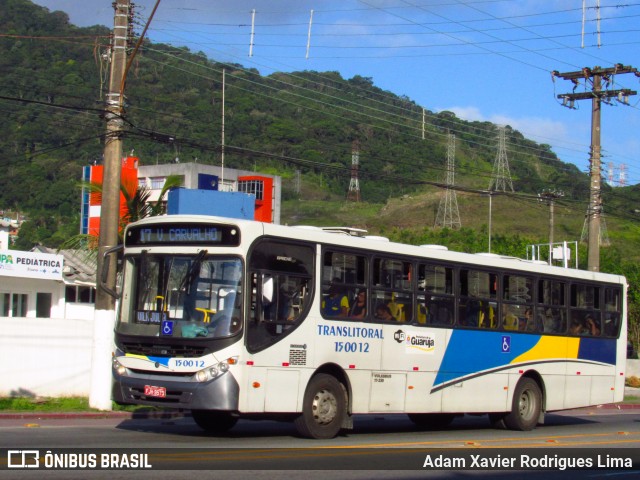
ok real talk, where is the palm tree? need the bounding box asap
[119,174,183,225]
[62,174,183,252]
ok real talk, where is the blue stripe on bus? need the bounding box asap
[434,330,540,386]
[433,330,617,388]
[146,356,170,367]
[578,337,616,365]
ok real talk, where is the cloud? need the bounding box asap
[441,106,568,146]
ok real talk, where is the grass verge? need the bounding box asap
[0,397,147,413]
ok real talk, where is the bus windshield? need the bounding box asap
[117,252,242,339]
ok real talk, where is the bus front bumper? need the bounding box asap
[112,370,240,411]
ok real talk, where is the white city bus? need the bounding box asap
[110,215,627,439]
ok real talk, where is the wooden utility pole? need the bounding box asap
[552,65,638,271]
[90,0,131,410]
[97,0,130,311]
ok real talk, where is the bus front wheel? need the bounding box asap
[294,373,347,439]
[503,377,542,431]
[191,410,238,434]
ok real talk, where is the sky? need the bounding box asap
[31,0,640,186]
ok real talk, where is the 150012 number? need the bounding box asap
[334,341,369,353]
[172,359,205,368]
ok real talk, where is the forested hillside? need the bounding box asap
[3,0,640,347]
[1,0,598,243]
[1,1,639,253]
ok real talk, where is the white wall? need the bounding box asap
[627,359,640,377]
[0,316,97,397]
[0,277,65,318]
[1,315,639,399]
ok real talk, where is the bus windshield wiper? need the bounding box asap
[179,249,208,295]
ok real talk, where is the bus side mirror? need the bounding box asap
[101,244,123,299]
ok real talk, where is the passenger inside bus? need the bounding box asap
[322,284,350,317]
[541,309,555,332]
[349,290,367,319]
[569,318,587,335]
[374,303,394,322]
[387,293,406,322]
[585,314,601,336]
[519,308,535,332]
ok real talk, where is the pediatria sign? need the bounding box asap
[0,249,63,281]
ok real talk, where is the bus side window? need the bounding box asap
[603,287,622,337]
[417,263,454,327]
[537,279,567,334]
[458,269,498,329]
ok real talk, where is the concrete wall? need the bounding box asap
[2,315,640,398]
[0,316,96,397]
[627,359,640,377]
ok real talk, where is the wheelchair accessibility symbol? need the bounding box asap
[501,335,511,353]
[161,320,174,336]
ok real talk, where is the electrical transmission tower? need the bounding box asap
[606,162,615,186]
[489,126,514,192]
[619,164,627,187]
[434,133,461,229]
[346,140,361,202]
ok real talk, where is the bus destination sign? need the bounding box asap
[126,223,240,247]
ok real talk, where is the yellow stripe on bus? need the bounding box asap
[511,336,581,364]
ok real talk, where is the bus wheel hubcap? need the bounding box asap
[312,389,337,425]
[519,390,533,418]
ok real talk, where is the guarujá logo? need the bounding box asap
[394,329,436,352]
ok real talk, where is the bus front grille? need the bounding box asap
[122,342,207,358]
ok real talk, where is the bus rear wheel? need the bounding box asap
[191,410,238,434]
[503,377,542,431]
[408,413,456,430]
[294,373,347,439]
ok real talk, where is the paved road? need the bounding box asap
[1,405,639,479]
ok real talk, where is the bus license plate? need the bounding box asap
[144,385,166,398]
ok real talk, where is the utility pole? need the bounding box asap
[538,189,563,265]
[90,0,132,410]
[91,0,161,410]
[552,64,638,271]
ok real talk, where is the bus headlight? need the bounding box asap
[194,357,237,383]
[112,358,128,377]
